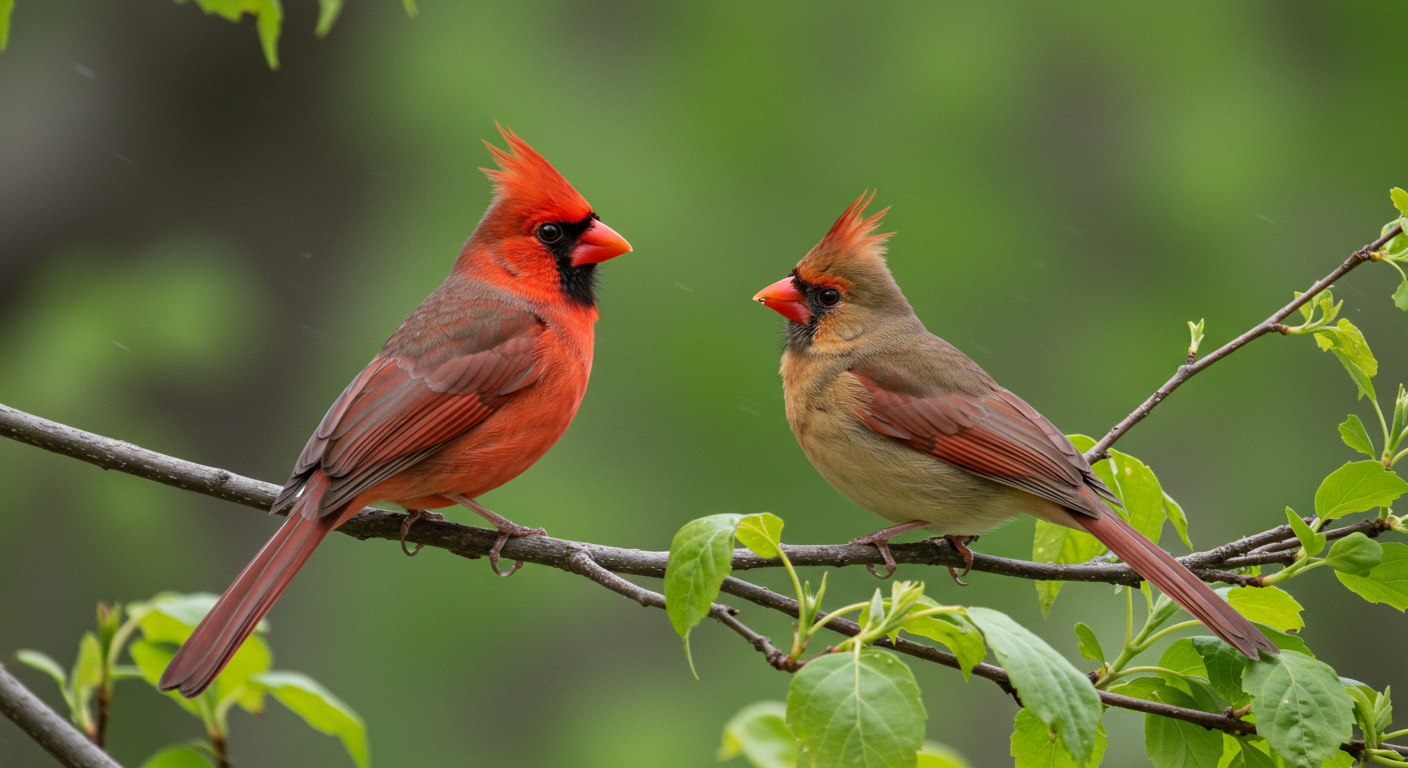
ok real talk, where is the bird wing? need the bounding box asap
[272,303,545,518]
[848,365,1116,518]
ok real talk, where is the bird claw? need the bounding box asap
[488,523,547,577]
[400,509,445,556]
[942,534,977,586]
[849,534,899,580]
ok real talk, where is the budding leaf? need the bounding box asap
[15,650,68,693]
[1285,509,1326,557]
[736,512,785,559]
[1323,532,1382,577]
[1314,320,1377,401]
[899,599,985,680]
[1073,623,1104,664]
[1337,415,1375,458]
[1392,187,1408,218]
[1394,280,1408,312]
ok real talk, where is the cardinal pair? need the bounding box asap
[158,129,1273,698]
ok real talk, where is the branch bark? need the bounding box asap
[0,662,124,768]
[1084,224,1402,462]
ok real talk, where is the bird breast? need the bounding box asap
[783,360,1033,536]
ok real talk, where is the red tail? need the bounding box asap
[159,477,345,697]
[1075,496,1277,658]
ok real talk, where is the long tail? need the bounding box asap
[159,476,347,697]
[1075,497,1278,658]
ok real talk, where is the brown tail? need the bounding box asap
[1076,503,1277,658]
[159,478,345,697]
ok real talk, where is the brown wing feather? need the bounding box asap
[271,308,544,519]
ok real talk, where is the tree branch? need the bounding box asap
[0,404,1397,757]
[0,662,124,768]
[1084,224,1402,462]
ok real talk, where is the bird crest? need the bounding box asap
[480,124,592,222]
[797,191,894,281]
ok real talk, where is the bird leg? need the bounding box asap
[446,494,546,577]
[849,520,931,579]
[399,509,445,556]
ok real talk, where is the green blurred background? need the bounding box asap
[3,2,1408,766]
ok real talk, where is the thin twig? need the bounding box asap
[0,662,124,768]
[1085,224,1402,462]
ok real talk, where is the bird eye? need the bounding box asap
[536,223,563,244]
[818,288,841,306]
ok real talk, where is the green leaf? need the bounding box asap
[1010,708,1107,768]
[1243,652,1353,768]
[315,0,343,36]
[737,512,785,559]
[918,742,972,768]
[1314,320,1377,401]
[1392,187,1408,218]
[785,649,926,768]
[1337,415,1375,458]
[178,0,283,69]
[131,593,267,645]
[139,746,216,768]
[72,632,103,691]
[1073,623,1104,664]
[1227,587,1304,632]
[253,671,368,768]
[15,650,68,692]
[718,701,795,768]
[128,640,205,719]
[1109,449,1167,543]
[664,514,742,669]
[1335,541,1408,610]
[1223,738,1280,768]
[1393,280,1408,312]
[966,607,1101,764]
[0,0,12,50]
[1313,461,1408,520]
[1322,533,1382,577]
[1139,679,1225,768]
[1284,509,1325,558]
[899,600,985,681]
[216,634,273,715]
[1032,519,1107,616]
[1164,491,1194,550]
[1158,638,1209,681]
[1190,637,1248,706]
[1253,623,1314,657]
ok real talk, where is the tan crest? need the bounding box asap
[796,192,894,281]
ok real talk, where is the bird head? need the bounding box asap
[465,125,631,306]
[753,192,910,351]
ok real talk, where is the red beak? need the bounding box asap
[753,276,812,323]
[570,220,632,267]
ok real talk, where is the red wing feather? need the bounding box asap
[271,309,544,518]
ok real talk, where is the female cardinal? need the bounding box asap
[159,127,632,697]
[753,193,1274,658]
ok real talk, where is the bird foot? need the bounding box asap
[486,521,547,577]
[934,534,977,586]
[446,494,545,577]
[849,520,930,579]
[400,509,445,556]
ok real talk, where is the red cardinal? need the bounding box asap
[753,194,1274,658]
[159,127,632,697]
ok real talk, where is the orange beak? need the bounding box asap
[570,220,632,267]
[753,276,811,323]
